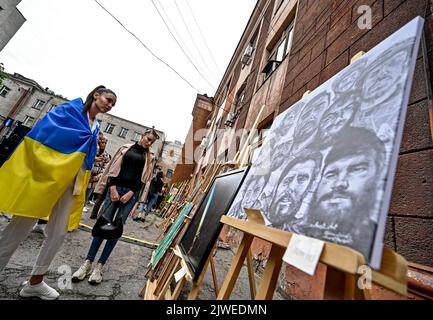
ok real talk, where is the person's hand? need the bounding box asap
[120,191,134,204]
[110,185,120,202]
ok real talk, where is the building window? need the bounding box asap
[166,169,174,179]
[23,116,35,127]
[49,104,57,112]
[32,99,46,110]
[262,22,294,80]
[0,85,11,97]
[118,127,129,139]
[274,0,285,15]
[104,123,115,134]
[132,131,141,142]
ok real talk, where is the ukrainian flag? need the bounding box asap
[0,98,99,230]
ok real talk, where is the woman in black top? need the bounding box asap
[72,130,158,284]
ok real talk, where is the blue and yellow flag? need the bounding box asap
[0,98,99,230]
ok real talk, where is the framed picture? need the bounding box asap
[180,167,250,280]
[227,17,424,269]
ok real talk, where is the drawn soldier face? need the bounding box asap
[274,102,303,138]
[241,175,266,210]
[315,153,378,218]
[361,40,412,107]
[293,92,330,149]
[271,140,292,171]
[317,97,359,146]
[333,60,367,95]
[269,159,316,225]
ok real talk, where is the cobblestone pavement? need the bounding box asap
[0,209,283,300]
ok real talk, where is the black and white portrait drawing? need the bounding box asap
[227,17,424,268]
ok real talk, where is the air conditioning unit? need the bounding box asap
[199,137,207,148]
[224,112,236,127]
[240,44,254,66]
[244,44,254,56]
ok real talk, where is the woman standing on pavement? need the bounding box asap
[0,86,117,300]
[84,132,110,214]
[72,129,158,284]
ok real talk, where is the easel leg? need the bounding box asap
[255,245,285,300]
[187,256,212,300]
[217,234,254,300]
[247,250,257,299]
[324,267,346,300]
[324,267,370,300]
[210,256,220,298]
[172,276,187,300]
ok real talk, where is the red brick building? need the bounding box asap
[174,0,433,299]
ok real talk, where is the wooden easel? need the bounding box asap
[216,212,408,300]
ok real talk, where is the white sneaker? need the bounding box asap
[32,223,47,237]
[88,262,103,285]
[19,281,60,300]
[72,260,93,282]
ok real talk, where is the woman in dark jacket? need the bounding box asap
[72,129,159,284]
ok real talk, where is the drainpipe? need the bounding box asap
[6,86,33,119]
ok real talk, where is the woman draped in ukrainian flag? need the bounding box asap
[0,85,117,300]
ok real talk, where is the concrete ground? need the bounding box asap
[0,208,284,300]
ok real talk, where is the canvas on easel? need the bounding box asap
[227,16,425,269]
[179,167,250,280]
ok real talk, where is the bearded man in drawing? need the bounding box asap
[267,151,322,232]
[304,127,386,259]
[291,91,330,155]
[314,94,360,149]
[228,172,268,219]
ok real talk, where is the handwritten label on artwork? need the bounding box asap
[283,234,325,276]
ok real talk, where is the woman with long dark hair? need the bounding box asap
[0,86,117,300]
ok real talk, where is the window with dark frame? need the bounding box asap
[23,116,35,127]
[118,127,129,139]
[104,123,115,134]
[132,131,141,142]
[262,22,294,81]
[0,85,11,97]
[274,0,285,16]
[32,99,45,110]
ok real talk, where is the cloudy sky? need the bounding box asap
[0,0,257,141]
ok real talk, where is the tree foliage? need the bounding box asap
[0,63,7,86]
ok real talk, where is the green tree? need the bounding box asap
[0,62,7,86]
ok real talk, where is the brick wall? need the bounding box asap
[270,0,433,299]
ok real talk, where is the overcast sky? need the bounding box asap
[0,0,257,142]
